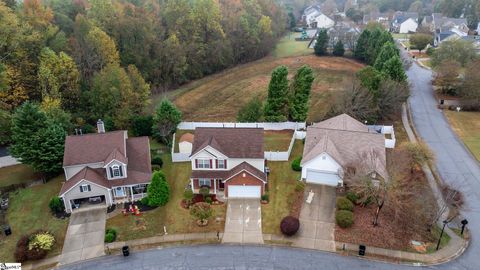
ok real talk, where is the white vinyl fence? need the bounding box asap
[368,125,396,149]
[171,133,190,162]
[171,122,307,163]
[177,122,306,131]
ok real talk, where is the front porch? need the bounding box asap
[112,184,148,204]
[191,178,225,200]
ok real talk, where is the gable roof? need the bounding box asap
[393,12,418,24]
[59,167,110,195]
[302,114,388,180]
[191,128,264,159]
[125,136,151,174]
[191,161,267,182]
[310,114,369,132]
[63,131,126,166]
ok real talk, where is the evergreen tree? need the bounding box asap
[357,66,385,99]
[237,97,263,122]
[373,42,399,71]
[289,65,314,121]
[146,170,170,207]
[333,40,345,56]
[354,29,370,61]
[152,99,182,143]
[314,29,329,56]
[382,56,407,82]
[264,66,289,122]
[10,102,66,177]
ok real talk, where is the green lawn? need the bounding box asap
[106,153,226,241]
[262,140,303,234]
[273,32,313,58]
[264,130,294,151]
[0,164,38,188]
[392,33,410,40]
[0,176,68,262]
[426,225,451,253]
[444,111,480,161]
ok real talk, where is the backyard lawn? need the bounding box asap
[264,130,294,151]
[0,175,68,262]
[273,32,313,58]
[444,111,480,161]
[106,153,226,241]
[262,140,303,234]
[0,164,39,188]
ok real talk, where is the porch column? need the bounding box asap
[130,186,134,200]
[190,179,195,193]
[214,179,217,194]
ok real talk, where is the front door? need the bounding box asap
[114,186,125,197]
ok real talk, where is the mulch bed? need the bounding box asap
[180,194,224,209]
[289,190,304,219]
[123,201,158,212]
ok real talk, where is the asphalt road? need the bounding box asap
[59,58,480,270]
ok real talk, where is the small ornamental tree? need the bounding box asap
[280,216,300,236]
[48,197,64,213]
[190,202,213,223]
[152,99,182,144]
[291,157,302,171]
[183,189,194,206]
[314,29,329,56]
[146,171,170,207]
[333,40,345,56]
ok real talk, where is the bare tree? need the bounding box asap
[328,79,378,121]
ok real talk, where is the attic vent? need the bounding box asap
[322,156,326,160]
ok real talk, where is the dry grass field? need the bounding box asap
[155,55,363,123]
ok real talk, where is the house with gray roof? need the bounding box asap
[59,120,152,213]
[391,11,419,33]
[300,114,387,187]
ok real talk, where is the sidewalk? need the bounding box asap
[0,155,21,168]
[105,232,222,250]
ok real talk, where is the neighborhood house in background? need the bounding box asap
[59,120,152,213]
[189,128,267,199]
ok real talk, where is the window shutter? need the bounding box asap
[80,186,83,192]
[215,160,218,168]
[209,159,212,168]
[210,179,214,187]
[88,185,91,191]
[109,167,114,178]
[195,159,198,168]
[119,166,123,176]
[224,160,227,169]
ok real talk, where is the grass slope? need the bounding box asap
[444,111,480,161]
[273,32,312,58]
[0,164,38,187]
[159,55,362,123]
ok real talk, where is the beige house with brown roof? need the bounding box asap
[189,128,267,199]
[59,120,152,213]
[301,114,387,186]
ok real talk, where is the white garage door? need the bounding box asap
[229,185,261,198]
[306,170,340,186]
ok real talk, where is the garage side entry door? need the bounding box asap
[306,170,340,186]
[229,185,261,198]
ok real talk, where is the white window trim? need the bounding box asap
[197,159,211,169]
[217,159,226,169]
[199,178,211,187]
[112,165,121,177]
[80,184,91,192]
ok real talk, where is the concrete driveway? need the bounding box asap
[60,205,107,265]
[222,199,263,244]
[292,185,336,251]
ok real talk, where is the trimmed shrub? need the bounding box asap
[151,155,163,167]
[205,196,213,204]
[183,189,194,205]
[336,210,354,228]
[295,182,305,192]
[145,171,170,207]
[336,197,354,211]
[29,232,55,251]
[105,228,117,243]
[261,193,269,202]
[151,164,162,171]
[280,216,300,236]
[346,192,359,204]
[291,157,302,171]
[199,186,210,199]
[48,196,64,213]
[14,235,29,262]
[426,47,434,56]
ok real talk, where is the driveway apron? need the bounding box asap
[60,206,107,265]
[222,199,263,244]
[292,185,336,251]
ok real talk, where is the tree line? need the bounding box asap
[328,24,409,122]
